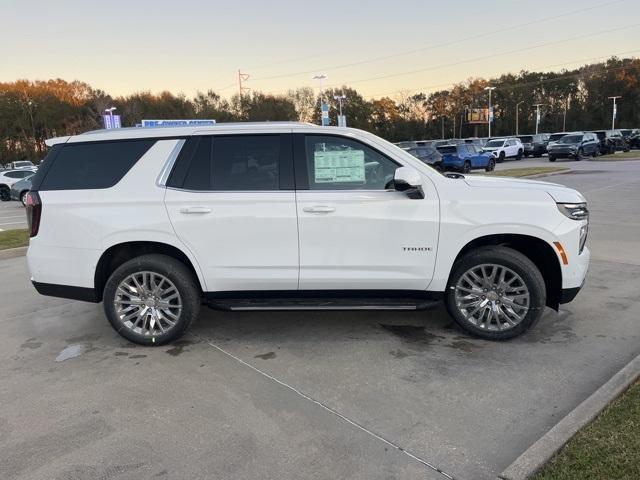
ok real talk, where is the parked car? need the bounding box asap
[27,122,590,345]
[403,144,442,169]
[517,134,550,157]
[10,173,34,205]
[437,144,495,173]
[463,137,486,146]
[9,160,36,169]
[618,129,634,140]
[0,169,36,201]
[591,130,629,154]
[628,130,640,149]
[547,132,599,161]
[482,138,524,162]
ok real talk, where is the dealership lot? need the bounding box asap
[0,200,27,231]
[1,160,640,480]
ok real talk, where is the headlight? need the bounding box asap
[557,202,589,220]
[579,223,588,254]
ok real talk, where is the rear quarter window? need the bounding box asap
[37,140,155,191]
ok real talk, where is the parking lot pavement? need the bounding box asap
[493,152,640,172]
[0,200,27,231]
[1,160,640,480]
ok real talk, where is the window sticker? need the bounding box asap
[314,149,365,183]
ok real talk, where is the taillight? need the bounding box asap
[25,191,41,237]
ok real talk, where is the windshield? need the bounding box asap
[484,140,504,147]
[558,135,582,144]
[549,134,567,141]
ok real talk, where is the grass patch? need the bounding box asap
[593,151,640,161]
[0,228,29,250]
[535,379,640,480]
[484,167,569,177]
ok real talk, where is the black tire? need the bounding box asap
[497,152,505,163]
[485,158,496,172]
[516,149,523,160]
[462,161,471,173]
[103,254,201,346]
[20,190,28,206]
[548,155,556,162]
[0,186,10,202]
[576,148,583,161]
[444,246,546,341]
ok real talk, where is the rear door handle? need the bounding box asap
[303,205,335,214]
[180,207,212,214]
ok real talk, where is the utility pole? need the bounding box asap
[608,96,621,130]
[563,96,570,132]
[441,117,445,139]
[238,70,250,114]
[484,86,496,138]
[515,101,524,135]
[533,103,544,134]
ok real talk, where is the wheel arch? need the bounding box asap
[450,233,562,310]
[94,241,204,302]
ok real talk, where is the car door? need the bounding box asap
[294,133,440,291]
[164,133,299,292]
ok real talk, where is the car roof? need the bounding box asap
[46,122,340,146]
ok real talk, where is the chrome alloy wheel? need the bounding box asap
[114,271,182,336]
[454,263,530,331]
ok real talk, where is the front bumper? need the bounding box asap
[560,283,584,304]
[548,148,578,158]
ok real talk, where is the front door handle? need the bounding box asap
[180,207,212,214]
[303,205,336,214]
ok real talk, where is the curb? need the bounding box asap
[0,246,28,260]
[521,169,571,179]
[499,352,640,480]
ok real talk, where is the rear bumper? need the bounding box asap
[32,281,99,303]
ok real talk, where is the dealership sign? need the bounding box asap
[141,119,216,127]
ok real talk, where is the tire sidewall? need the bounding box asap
[445,247,546,340]
[103,255,200,346]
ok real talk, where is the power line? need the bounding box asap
[247,0,627,83]
[369,48,640,98]
[315,23,639,90]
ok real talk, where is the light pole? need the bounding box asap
[105,107,116,116]
[312,74,327,125]
[484,86,496,138]
[562,96,569,132]
[608,96,621,130]
[533,103,544,134]
[515,101,524,135]
[334,92,346,127]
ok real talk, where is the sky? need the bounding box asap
[2,0,639,100]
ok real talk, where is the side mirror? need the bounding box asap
[394,166,424,199]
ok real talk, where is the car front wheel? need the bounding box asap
[103,254,201,346]
[497,152,505,163]
[462,161,471,173]
[445,246,546,340]
[485,158,496,172]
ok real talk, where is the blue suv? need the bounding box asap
[437,144,495,173]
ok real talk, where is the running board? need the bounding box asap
[207,297,441,312]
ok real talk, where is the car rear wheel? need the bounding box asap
[516,149,523,160]
[103,254,201,346]
[445,246,546,340]
[462,161,471,173]
[548,155,556,162]
[20,191,28,206]
[485,158,496,172]
[497,152,505,163]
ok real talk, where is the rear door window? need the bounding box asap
[37,140,155,190]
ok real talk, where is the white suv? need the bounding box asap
[482,137,524,162]
[26,123,589,345]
